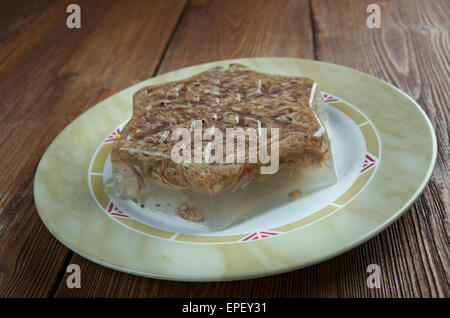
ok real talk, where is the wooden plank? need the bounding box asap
[310,0,449,297]
[157,0,315,74]
[0,0,187,297]
[54,0,322,297]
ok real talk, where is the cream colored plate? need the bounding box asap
[34,58,436,281]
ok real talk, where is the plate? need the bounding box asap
[34,58,436,281]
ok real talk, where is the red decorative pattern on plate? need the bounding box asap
[87,92,380,244]
[322,93,339,103]
[105,128,121,143]
[241,231,279,241]
[107,201,129,218]
[361,154,376,173]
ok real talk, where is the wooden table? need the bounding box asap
[0,0,448,298]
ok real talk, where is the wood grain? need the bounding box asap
[310,0,449,297]
[0,0,187,297]
[157,0,315,74]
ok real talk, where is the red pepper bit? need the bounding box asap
[245,166,254,174]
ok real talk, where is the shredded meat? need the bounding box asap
[176,202,203,222]
[111,64,331,194]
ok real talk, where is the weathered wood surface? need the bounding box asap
[0,0,187,297]
[0,0,447,297]
[310,0,449,297]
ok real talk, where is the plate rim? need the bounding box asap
[33,57,437,281]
